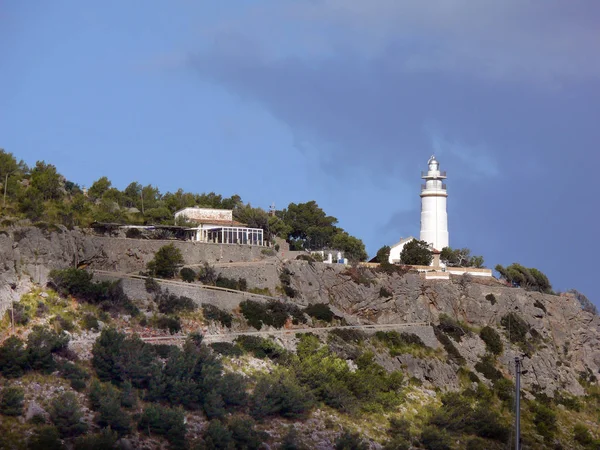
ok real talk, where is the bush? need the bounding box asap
[420,426,452,450]
[139,404,187,449]
[236,336,288,361]
[437,314,467,342]
[334,429,368,450]
[229,416,269,449]
[180,267,196,283]
[474,355,503,381]
[215,275,248,291]
[531,402,557,442]
[240,299,305,330]
[202,304,233,328]
[146,244,184,279]
[28,426,64,450]
[210,342,244,357]
[50,392,88,437]
[251,370,315,419]
[58,360,90,391]
[485,293,497,305]
[73,428,118,450]
[0,386,24,416]
[434,328,465,365]
[279,267,298,298]
[154,315,182,334]
[27,325,70,373]
[201,419,234,449]
[479,326,503,355]
[198,262,218,285]
[304,303,335,322]
[156,291,196,314]
[125,228,142,239]
[500,313,530,345]
[80,313,100,331]
[375,331,427,356]
[379,287,393,298]
[573,424,596,447]
[145,277,161,293]
[0,336,28,378]
[330,328,367,343]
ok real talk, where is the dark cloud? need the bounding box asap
[187,1,600,301]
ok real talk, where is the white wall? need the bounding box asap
[174,207,233,222]
[420,195,448,251]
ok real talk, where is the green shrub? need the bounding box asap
[531,402,557,442]
[235,336,288,361]
[151,343,177,358]
[202,419,234,449]
[533,299,547,313]
[180,267,196,283]
[145,277,161,293]
[50,314,76,333]
[125,228,142,239]
[240,299,305,330]
[9,301,32,325]
[500,313,530,345]
[304,303,335,322]
[156,291,196,314]
[210,342,244,357]
[49,268,138,315]
[80,313,100,331]
[28,426,64,450]
[0,336,28,378]
[437,314,467,342]
[251,369,315,419]
[229,416,269,449]
[58,360,90,391]
[139,404,187,449]
[334,429,368,450]
[262,248,276,257]
[573,423,595,447]
[485,293,497,305]
[280,426,307,450]
[153,315,181,334]
[434,328,465,365]
[474,355,503,381]
[330,328,367,343]
[146,243,184,279]
[379,287,393,298]
[198,262,218,285]
[27,325,70,373]
[73,428,118,450]
[50,392,88,437]
[215,275,248,291]
[296,254,315,262]
[0,386,24,416]
[420,426,452,450]
[202,303,233,328]
[493,378,514,408]
[279,267,298,298]
[479,326,503,355]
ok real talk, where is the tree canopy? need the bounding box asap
[147,244,185,279]
[440,247,485,268]
[495,263,552,293]
[400,240,433,266]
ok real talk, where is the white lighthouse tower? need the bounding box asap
[420,155,448,251]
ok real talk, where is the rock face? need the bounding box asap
[1,227,599,397]
[283,261,600,396]
[0,226,270,310]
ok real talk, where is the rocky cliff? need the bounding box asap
[1,226,599,400]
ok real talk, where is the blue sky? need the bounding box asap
[2,1,599,306]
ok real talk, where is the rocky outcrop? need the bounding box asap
[1,227,599,398]
[0,226,271,310]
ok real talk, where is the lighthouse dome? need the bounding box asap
[428,155,439,171]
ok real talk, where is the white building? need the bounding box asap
[420,155,448,251]
[174,207,264,246]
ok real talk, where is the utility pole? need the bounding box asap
[515,357,522,450]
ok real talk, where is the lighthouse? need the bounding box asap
[420,156,448,251]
